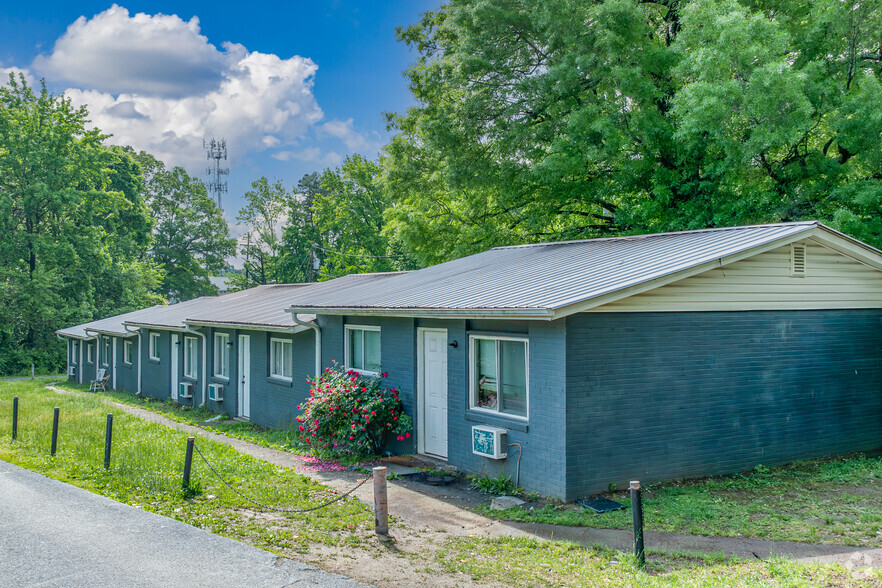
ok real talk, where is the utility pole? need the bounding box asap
[203,138,229,209]
[307,244,314,283]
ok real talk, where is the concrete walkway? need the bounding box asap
[0,459,368,588]
[47,385,882,570]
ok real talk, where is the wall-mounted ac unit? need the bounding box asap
[67,365,76,377]
[178,382,193,399]
[208,383,223,402]
[472,425,508,459]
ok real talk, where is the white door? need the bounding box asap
[111,338,117,390]
[419,328,448,459]
[238,334,251,419]
[170,333,179,401]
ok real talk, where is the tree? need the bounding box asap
[277,172,324,283]
[387,0,882,265]
[0,76,160,373]
[232,177,290,289]
[135,151,236,301]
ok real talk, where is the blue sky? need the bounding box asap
[0,1,441,224]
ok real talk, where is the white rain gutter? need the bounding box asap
[183,325,208,406]
[289,313,321,377]
[123,325,142,395]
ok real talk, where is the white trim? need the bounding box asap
[183,336,198,379]
[122,339,133,365]
[269,337,293,382]
[86,342,94,364]
[468,334,529,421]
[148,332,161,361]
[417,327,448,460]
[238,334,251,419]
[344,325,381,376]
[101,337,111,367]
[213,332,230,379]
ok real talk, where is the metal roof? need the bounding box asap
[284,221,876,320]
[55,305,168,339]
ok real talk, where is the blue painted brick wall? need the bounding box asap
[141,330,172,400]
[565,310,882,500]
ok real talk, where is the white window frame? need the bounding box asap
[269,337,293,381]
[87,342,94,364]
[123,340,133,365]
[183,336,198,380]
[344,325,381,375]
[468,334,529,421]
[149,332,161,361]
[213,333,230,379]
[102,337,111,366]
[71,341,78,365]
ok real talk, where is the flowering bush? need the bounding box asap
[295,363,412,458]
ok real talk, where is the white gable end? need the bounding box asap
[589,239,882,312]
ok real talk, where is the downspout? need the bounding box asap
[183,324,208,406]
[124,325,141,395]
[290,313,321,377]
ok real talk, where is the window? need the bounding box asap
[345,326,381,374]
[184,337,198,379]
[270,338,293,381]
[102,337,111,366]
[123,340,133,364]
[71,341,78,365]
[149,332,161,361]
[213,333,230,378]
[470,335,528,419]
[87,342,94,364]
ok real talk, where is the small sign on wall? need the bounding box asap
[472,425,508,459]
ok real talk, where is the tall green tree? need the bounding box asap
[277,172,324,283]
[0,76,160,373]
[135,152,236,301]
[387,0,882,265]
[232,177,290,289]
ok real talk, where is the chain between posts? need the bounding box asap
[190,441,370,514]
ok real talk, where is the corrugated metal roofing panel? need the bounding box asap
[55,305,168,339]
[283,222,825,315]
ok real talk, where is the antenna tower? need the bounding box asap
[204,137,229,209]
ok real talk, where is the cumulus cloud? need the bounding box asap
[272,147,342,167]
[317,118,382,152]
[1,66,36,87]
[29,6,325,172]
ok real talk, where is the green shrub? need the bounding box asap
[295,364,412,458]
[470,473,521,496]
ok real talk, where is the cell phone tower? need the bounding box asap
[204,137,229,209]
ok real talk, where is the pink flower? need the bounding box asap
[382,372,388,378]
[405,433,410,439]
[396,435,404,441]
[362,387,367,392]
[349,436,354,440]
[370,410,375,415]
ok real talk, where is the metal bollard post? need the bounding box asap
[104,414,113,469]
[373,466,389,537]
[630,480,645,568]
[182,437,195,490]
[12,396,18,441]
[51,407,60,456]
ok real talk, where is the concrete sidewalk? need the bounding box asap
[0,459,368,588]
[47,385,882,571]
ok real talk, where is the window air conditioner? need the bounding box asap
[472,425,508,460]
[178,382,193,399]
[208,383,223,402]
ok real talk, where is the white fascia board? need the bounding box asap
[123,321,188,332]
[805,232,882,271]
[549,227,827,319]
[284,306,556,320]
[183,319,307,334]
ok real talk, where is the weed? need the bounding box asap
[182,479,203,499]
[469,473,521,495]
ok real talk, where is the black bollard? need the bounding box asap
[51,407,60,456]
[630,480,645,568]
[182,437,195,490]
[104,414,113,469]
[12,396,18,441]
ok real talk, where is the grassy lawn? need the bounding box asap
[0,380,370,554]
[437,537,882,587]
[480,456,882,547]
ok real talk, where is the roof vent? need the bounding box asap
[791,244,806,277]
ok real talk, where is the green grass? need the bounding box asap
[0,380,370,553]
[437,537,882,587]
[98,387,303,451]
[480,458,882,547]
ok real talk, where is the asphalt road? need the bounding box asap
[0,459,368,587]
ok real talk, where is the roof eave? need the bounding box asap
[285,306,556,320]
[183,319,309,333]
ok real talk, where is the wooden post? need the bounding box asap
[51,407,60,456]
[373,466,389,536]
[182,437,195,489]
[630,480,645,568]
[104,414,113,469]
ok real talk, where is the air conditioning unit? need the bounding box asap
[472,425,508,460]
[178,382,193,399]
[208,383,223,402]
[67,365,76,377]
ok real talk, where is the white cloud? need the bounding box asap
[272,148,342,167]
[317,118,382,152]
[1,66,36,87]
[29,6,325,172]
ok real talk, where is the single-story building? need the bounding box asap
[57,221,882,499]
